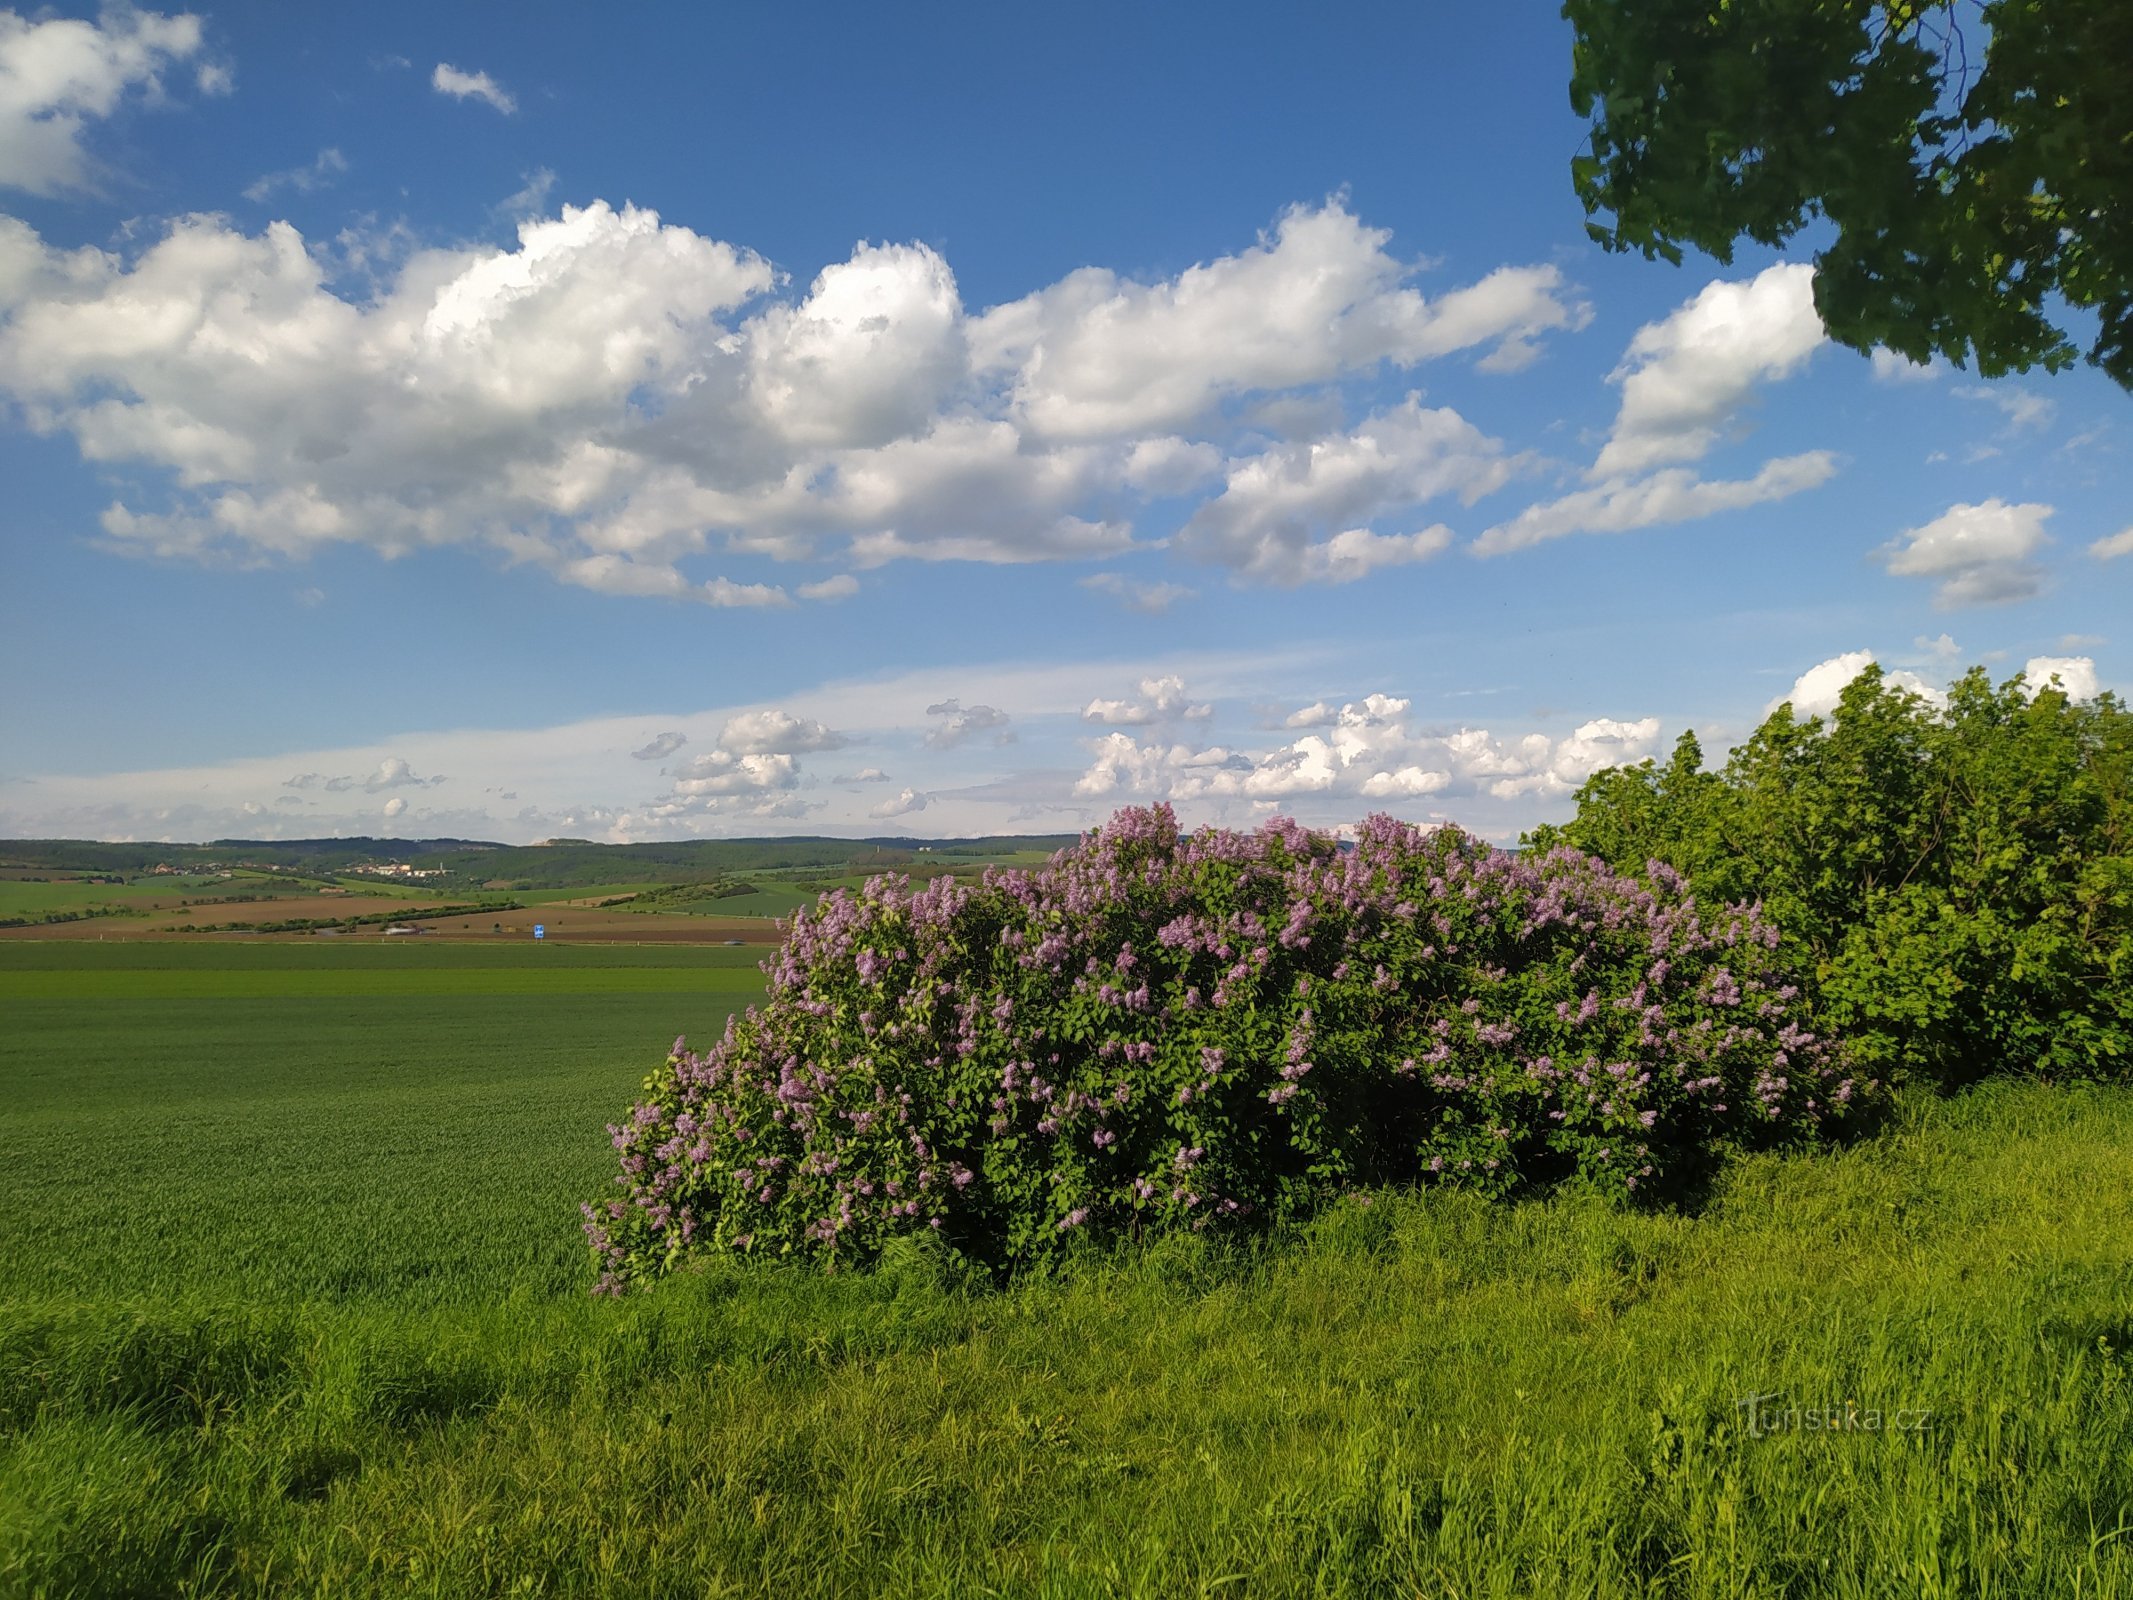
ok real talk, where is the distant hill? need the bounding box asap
[0,833,1084,889]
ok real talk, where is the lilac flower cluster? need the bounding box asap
[586,806,1860,1290]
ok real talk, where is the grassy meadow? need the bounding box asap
[3,939,2132,1596]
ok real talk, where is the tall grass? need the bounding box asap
[5,1078,2132,1596]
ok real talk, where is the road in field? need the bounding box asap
[0,942,770,1306]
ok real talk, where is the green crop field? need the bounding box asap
[4,941,2132,1596]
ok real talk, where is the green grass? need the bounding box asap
[0,943,760,1308]
[3,943,2132,1595]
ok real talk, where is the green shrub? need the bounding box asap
[1531,665,2133,1087]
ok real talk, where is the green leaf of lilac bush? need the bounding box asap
[588,807,1861,1288]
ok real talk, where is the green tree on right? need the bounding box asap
[1528,665,2133,1087]
[1565,0,2133,388]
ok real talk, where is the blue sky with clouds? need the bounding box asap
[2,2,2127,845]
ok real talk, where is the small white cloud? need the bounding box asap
[496,168,555,218]
[2020,656,2099,701]
[1913,632,1961,662]
[294,586,325,607]
[360,757,441,793]
[837,767,891,784]
[432,62,515,114]
[630,731,686,761]
[382,796,407,819]
[923,698,1012,749]
[1282,701,1338,729]
[2089,527,2133,561]
[1957,384,2056,433]
[1079,573,1196,614]
[1879,499,2052,609]
[798,573,859,602]
[869,787,928,819]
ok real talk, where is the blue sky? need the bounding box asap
[1,2,2126,846]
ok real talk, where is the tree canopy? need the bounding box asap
[1529,665,2133,1089]
[1565,0,2133,389]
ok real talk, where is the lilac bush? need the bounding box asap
[587,806,1861,1289]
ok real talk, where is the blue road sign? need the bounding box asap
[534,924,545,940]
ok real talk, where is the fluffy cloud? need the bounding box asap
[382,796,407,819]
[1075,693,1659,807]
[0,6,212,194]
[432,62,514,114]
[1770,651,1941,718]
[749,243,965,449]
[666,750,799,796]
[1879,500,2051,608]
[870,787,928,819]
[2021,655,2099,701]
[1594,263,1825,478]
[2090,527,2133,561]
[1082,676,1212,726]
[1181,396,1506,583]
[714,709,848,755]
[923,698,1012,749]
[630,731,686,761]
[970,202,1586,440]
[0,196,1825,601]
[1473,452,1836,556]
[1468,266,1833,557]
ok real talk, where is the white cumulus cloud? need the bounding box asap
[1181,396,1507,583]
[0,6,210,194]
[970,201,1586,441]
[715,710,848,756]
[1770,651,1941,718]
[1074,693,1659,807]
[1879,500,2052,608]
[1082,676,1213,726]
[2021,656,2098,701]
[1594,263,1825,478]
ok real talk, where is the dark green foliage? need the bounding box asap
[1533,665,2133,1087]
[1565,0,2133,388]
